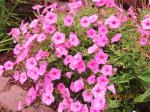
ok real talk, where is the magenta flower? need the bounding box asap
[87,59,99,73]
[0,65,4,76]
[89,14,98,23]
[100,64,113,76]
[95,50,109,64]
[27,69,39,81]
[32,5,43,12]
[87,74,96,85]
[88,44,98,54]
[94,34,109,47]
[95,0,106,7]
[4,61,14,71]
[97,75,109,86]
[80,16,91,28]
[139,37,148,46]
[105,15,121,29]
[64,15,74,27]
[38,62,47,76]
[52,32,65,45]
[98,24,108,35]
[107,84,116,94]
[65,71,73,79]
[48,68,61,80]
[9,28,20,43]
[92,84,106,98]
[86,28,97,39]
[35,50,49,61]
[45,12,57,24]
[43,24,56,34]
[69,32,80,47]
[111,33,122,43]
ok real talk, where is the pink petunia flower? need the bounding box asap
[37,33,46,43]
[71,101,82,112]
[86,28,97,39]
[98,24,108,35]
[27,68,39,81]
[42,92,55,105]
[87,74,96,85]
[87,59,99,73]
[43,24,56,34]
[139,37,148,46]
[106,0,115,7]
[105,15,121,29]
[9,28,21,43]
[97,75,109,86]
[80,16,91,28]
[52,32,65,45]
[95,0,106,7]
[26,57,37,70]
[35,50,49,61]
[89,14,98,23]
[48,68,61,80]
[64,15,74,27]
[65,71,73,79]
[19,72,27,84]
[45,12,57,24]
[107,84,116,94]
[100,64,113,76]
[69,32,80,47]
[92,84,106,98]
[95,50,109,64]
[82,90,93,102]
[94,34,109,47]
[4,61,14,70]
[32,5,43,12]
[141,18,150,30]
[111,33,122,43]
[79,104,88,112]
[70,79,84,92]
[88,44,98,54]
[55,45,68,58]
[38,62,47,76]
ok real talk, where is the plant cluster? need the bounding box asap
[0,0,150,111]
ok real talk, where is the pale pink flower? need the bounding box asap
[106,0,115,7]
[80,16,91,28]
[55,45,68,58]
[71,101,82,112]
[26,57,37,70]
[9,28,20,43]
[4,61,14,70]
[95,50,109,64]
[105,15,121,29]
[141,18,150,30]
[100,64,113,76]
[87,59,99,73]
[43,24,56,34]
[70,79,84,92]
[38,62,47,75]
[26,87,37,105]
[82,90,93,102]
[35,50,49,61]
[140,38,148,46]
[95,0,106,7]
[76,60,86,74]
[52,32,65,45]
[79,104,88,112]
[111,33,122,43]
[37,33,46,43]
[64,15,74,27]
[64,55,73,65]
[69,32,80,47]
[91,98,106,111]
[19,72,27,84]
[97,75,109,86]
[92,84,106,98]
[42,93,54,105]
[13,71,20,81]
[88,44,98,54]
[13,44,23,55]
[0,65,4,76]
[87,74,96,85]
[29,19,38,28]
[107,84,116,94]
[27,69,39,81]
[94,34,109,47]
[65,71,73,79]
[48,68,61,80]
[45,12,57,24]
[32,5,43,12]
[89,14,98,23]
[86,28,97,39]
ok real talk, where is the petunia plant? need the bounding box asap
[1,0,150,112]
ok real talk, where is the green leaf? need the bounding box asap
[138,72,150,83]
[134,88,150,102]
